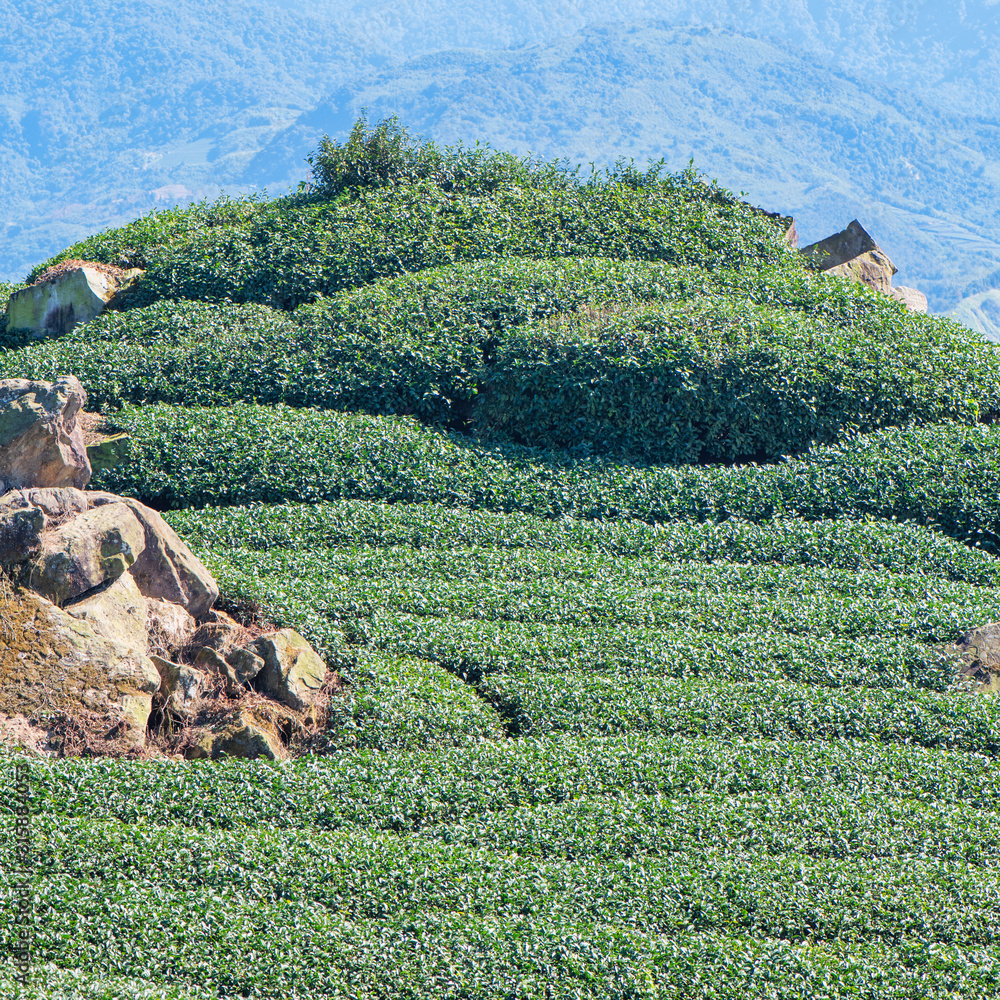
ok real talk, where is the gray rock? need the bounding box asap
[0,486,95,567]
[0,499,45,567]
[253,629,328,712]
[0,377,91,490]
[5,262,143,337]
[15,487,90,520]
[27,502,145,605]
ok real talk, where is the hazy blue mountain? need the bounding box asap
[2,0,998,326]
[248,20,1000,312]
[949,290,1000,341]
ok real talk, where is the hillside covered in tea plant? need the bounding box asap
[4,119,1000,998]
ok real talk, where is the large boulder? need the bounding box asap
[889,286,929,314]
[945,622,1000,693]
[146,598,198,658]
[5,259,142,337]
[0,377,91,491]
[26,502,145,605]
[0,587,160,741]
[800,219,897,295]
[153,657,217,721]
[184,708,288,760]
[86,492,219,617]
[64,571,151,660]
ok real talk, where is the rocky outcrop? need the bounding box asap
[800,219,898,295]
[889,286,928,314]
[184,707,288,761]
[86,491,219,617]
[800,219,931,312]
[0,377,91,491]
[0,377,331,758]
[5,259,143,337]
[26,502,145,605]
[0,587,161,745]
[945,622,1000,693]
[255,629,328,714]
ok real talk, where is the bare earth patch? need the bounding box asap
[32,258,134,288]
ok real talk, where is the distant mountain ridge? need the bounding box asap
[248,20,1000,317]
[2,0,998,332]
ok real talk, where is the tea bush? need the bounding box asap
[96,403,1000,552]
[166,500,1000,585]
[33,162,791,311]
[6,256,995,463]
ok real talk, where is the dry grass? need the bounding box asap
[0,571,14,644]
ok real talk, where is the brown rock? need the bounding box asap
[945,622,1000,693]
[26,502,145,605]
[184,708,287,760]
[800,220,898,295]
[64,572,152,667]
[194,646,242,697]
[153,656,216,719]
[146,598,197,659]
[189,619,242,653]
[0,588,160,728]
[889,286,928,313]
[253,629,327,712]
[187,616,265,690]
[0,377,91,491]
[86,492,219,617]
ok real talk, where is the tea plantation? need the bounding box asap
[4,121,1000,998]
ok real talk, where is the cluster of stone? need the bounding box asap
[0,377,329,758]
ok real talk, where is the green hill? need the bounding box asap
[4,120,1000,997]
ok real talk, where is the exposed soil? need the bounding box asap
[0,713,60,757]
[32,258,133,288]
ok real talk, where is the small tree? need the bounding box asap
[307,114,568,199]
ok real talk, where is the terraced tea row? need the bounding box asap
[14,736,1000,831]
[95,404,1000,553]
[167,500,1000,586]
[5,256,994,461]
